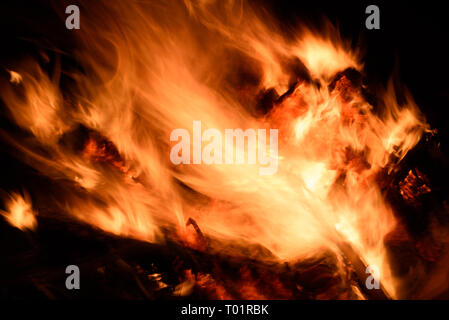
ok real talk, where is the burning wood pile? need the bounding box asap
[0,0,449,300]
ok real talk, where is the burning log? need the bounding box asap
[186,217,208,250]
[337,241,390,300]
[0,211,372,299]
[399,169,431,208]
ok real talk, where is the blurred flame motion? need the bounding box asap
[1,192,37,231]
[0,0,432,298]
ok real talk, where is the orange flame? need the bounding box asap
[0,0,431,298]
[1,192,37,231]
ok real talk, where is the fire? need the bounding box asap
[8,70,22,84]
[0,0,431,299]
[399,169,431,207]
[1,192,37,231]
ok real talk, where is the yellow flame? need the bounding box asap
[1,192,37,231]
[0,0,431,298]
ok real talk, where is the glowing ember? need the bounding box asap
[399,169,431,206]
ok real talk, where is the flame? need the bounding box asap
[0,0,431,298]
[1,192,37,231]
[8,70,22,84]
